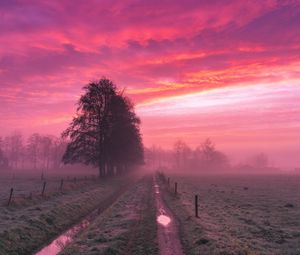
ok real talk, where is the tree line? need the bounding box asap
[145,138,229,171]
[0,78,144,178]
[145,139,273,173]
[0,133,66,170]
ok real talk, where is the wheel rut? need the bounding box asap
[153,175,184,255]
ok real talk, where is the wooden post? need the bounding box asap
[195,195,199,218]
[167,177,170,185]
[41,181,46,196]
[60,179,64,191]
[175,182,178,195]
[7,188,13,206]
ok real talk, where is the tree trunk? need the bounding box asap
[98,162,105,178]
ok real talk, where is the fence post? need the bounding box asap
[195,195,199,218]
[175,182,178,195]
[41,181,47,197]
[7,188,13,206]
[60,179,64,191]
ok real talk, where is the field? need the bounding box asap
[162,173,300,255]
[0,174,98,206]
[0,173,133,255]
[1,171,300,255]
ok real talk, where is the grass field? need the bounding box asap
[0,175,98,206]
[1,171,300,255]
[162,173,300,255]
[0,173,131,255]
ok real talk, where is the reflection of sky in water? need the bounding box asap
[154,184,160,194]
[35,220,90,255]
[157,215,171,226]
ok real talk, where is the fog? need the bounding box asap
[144,141,300,176]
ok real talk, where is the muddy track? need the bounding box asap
[34,181,132,255]
[32,174,184,255]
[154,175,184,255]
[122,174,185,255]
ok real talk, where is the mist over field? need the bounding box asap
[1,1,300,255]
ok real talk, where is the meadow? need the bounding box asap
[1,171,300,255]
[162,173,300,255]
[0,172,130,255]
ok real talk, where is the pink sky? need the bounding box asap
[1,0,300,167]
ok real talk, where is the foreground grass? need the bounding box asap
[60,176,158,255]
[0,177,129,255]
[160,174,300,255]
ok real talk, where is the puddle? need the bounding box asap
[154,184,160,194]
[157,215,171,226]
[34,209,100,255]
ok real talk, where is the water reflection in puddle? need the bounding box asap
[157,214,171,226]
[154,184,160,194]
[35,219,90,255]
[154,183,171,227]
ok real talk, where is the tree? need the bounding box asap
[51,137,67,169]
[62,78,143,177]
[108,94,143,174]
[195,138,229,171]
[173,140,191,169]
[27,133,41,170]
[0,137,8,169]
[40,135,53,170]
[1,132,23,169]
[249,153,269,169]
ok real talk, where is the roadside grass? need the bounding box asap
[160,174,300,255]
[60,176,158,255]
[0,177,129,255]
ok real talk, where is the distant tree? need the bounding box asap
[249,153,269,169]
[0,137,8,169]
[173,140,191,169]
[197,138,229,170]
[200,138,216,163]
[62,78,143,177]
[40,135,53,170]
[1,132,23,169]
[27,133,41,170]
[51,137,67,169]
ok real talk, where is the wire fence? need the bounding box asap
[0,175,99,206]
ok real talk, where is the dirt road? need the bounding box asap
[153,176,184,255]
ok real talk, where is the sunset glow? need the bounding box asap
[1,0,300,167]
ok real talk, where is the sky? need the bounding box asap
[1,0,300,167]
